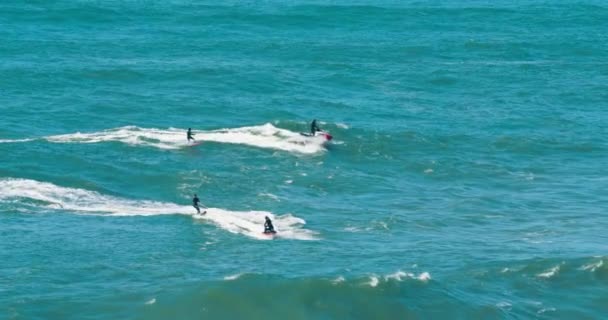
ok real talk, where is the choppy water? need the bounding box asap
[1,1,607,319]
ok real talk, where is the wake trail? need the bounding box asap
[0,124,327,154]
[0,178,317,240]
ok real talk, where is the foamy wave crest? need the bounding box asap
[537,265,561,278]
[0,138,35,143]
[366,270,431,287]
[0,178,317,240]
[224,273,244,281]
[368,276,380,287]
[384,270,431,282]
[43,123,327,154]
[331,276,345,284]
[579,259,604,272]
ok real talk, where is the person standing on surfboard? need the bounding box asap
[310,119,321,135]
[187,128,195,142]
[193,194,205,214]
[264,216,275,234]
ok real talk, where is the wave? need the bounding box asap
[0,124,328,154]
[474,256,608,282]
[139,272,434,319]
[384,270,431,282]
[537,265,561,278]
[0,178,316,240]
[580,259,604,272]
[366,270,431,287]
[220,270,432,286]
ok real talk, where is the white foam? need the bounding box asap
[384,270,431,282]
[331,276,345,284]
[199,240,217,251]
[195,123,327,154]
[44,124,327,154]
[0,138,34,143]
[418,272,431,281]
[193,210,317,241]
[144,298,156,305]
[537,307,556,314]
[344,226,362,232]
[368,276,379,287]
[580,259,603,272]
[258,193,280,201]
[224,273,243,281]
[384,271,411,281]
[367,271,430,287]
[336,123,350,129]
[0,178,186,216]
[537,265,560,278]
[0,178,317,240]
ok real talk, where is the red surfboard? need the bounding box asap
[262,231,277,238]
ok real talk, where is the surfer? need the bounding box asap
[187,128,195,142]
[193,194,205,214]
[264,216,275,234]
[310,119,321,135]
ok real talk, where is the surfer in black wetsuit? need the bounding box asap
[310,119,321,135]
[193,194,204,214]
[187,128,195,142]
[264,216,275,233]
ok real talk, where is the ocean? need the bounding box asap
[1,1,607,319]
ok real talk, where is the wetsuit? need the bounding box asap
[310,120,321,135]
[264,218,275,233]
[193,195,200,213]
[187,129,195,142]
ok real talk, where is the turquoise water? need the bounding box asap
[1,1,607,319]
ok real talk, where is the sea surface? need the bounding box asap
[1,1,607,319]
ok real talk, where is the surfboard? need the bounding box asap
[187,141,203,147]
[300,131,332,141]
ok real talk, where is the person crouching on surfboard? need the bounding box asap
[187,128,195,142]
[193,194,205,214]
[310,119,321,135]
[264,216,275,234]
